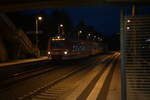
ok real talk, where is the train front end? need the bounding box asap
[48,36,70,60]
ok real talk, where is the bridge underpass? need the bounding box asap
[0,1,150,100]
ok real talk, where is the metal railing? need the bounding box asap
[122,15,150,100]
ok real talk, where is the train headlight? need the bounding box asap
[48,51,51,55]
[64,51,68,55]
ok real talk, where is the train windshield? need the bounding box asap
[51,41,65,49]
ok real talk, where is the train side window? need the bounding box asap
[73,45,79,51]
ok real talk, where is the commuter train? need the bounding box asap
[48,36,105,60]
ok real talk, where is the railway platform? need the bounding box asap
[0,56,48,67]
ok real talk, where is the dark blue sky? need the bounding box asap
[63,6,121,36]
[20,6,150,36]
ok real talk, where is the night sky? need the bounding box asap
[19,6,125,36]
[18,6,150,36]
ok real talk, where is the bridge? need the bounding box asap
[0,0,150,12]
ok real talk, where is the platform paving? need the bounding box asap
[0,56,48,67]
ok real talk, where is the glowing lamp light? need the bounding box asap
[127,27,130,30]
[60,24,63,27]
[38,16,42,20]
[48,51,50,55]
[127,19,131,23]
[79,30,82,34]
[57,36,60,39]
[64,51,68,55]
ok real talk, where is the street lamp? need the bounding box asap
[60,24,63,27]
[78,30,82,40]
[35,16,42,48]
[87,33,91,39]
[58,24,65,35]
[127,19,131,23]
[98,37,103,41]
[38,16,42,20]
[126,26,130,30]
[79,30,82,34]
[57,36,60,39]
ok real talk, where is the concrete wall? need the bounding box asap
[0,36,8,61]
[0,13,40,62]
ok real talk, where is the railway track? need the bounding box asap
[21,54,117,100]
[0,55,100,89]
[0,53,117,100]
[0,60,54,80]
[0,61,60,89]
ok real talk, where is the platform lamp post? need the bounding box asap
[35,16,42,57]
[87,33,91,40]
[78,30,82,40]
[59,24,64,35]
[35,16,42,48]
